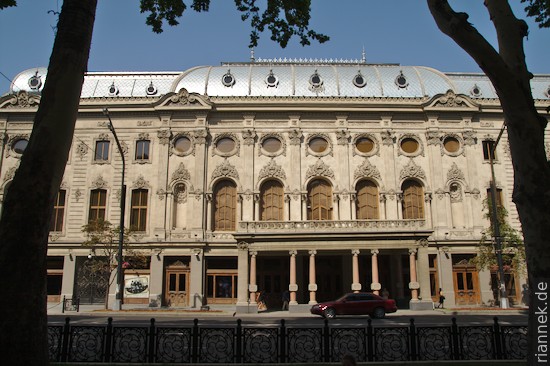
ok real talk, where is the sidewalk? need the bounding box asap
[47,301,529,318]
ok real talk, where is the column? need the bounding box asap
[371,249,381,295]
[301,194,307,221]
[308,250,317,304]
[149,252,164,308]
[409,248,419,301]
[351,249,361,293]
[289,250,298,305]
[392,254,405,298]
[61,252,76,301]
[249,251,258,304]
[205,194,212,231]
[236,242,250,313]
[254,194,260,221]
[416,241,432,301]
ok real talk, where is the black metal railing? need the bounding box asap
[48,317,527,363]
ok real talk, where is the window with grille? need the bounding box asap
[50,190,66,232]
[135,140,150,161]
[356,180,379,219]
[260,180,284,221]
[307,179,332,220]
[89,189,107,223]
[94,140,110,161]
[213,180,237,231]
[402,180,424,219]
[130,189,148,231]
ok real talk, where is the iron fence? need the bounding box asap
[48,317,527,363]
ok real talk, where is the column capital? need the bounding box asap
[289,250,297,256]
[308,250,317,256]
[416,238,429,247]
[351,249,360,256]
[249,250,258,257]
[237,242,249,251]
[371,249,379,256]
[409,248,417,255]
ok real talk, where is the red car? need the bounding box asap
[310,292,397,319]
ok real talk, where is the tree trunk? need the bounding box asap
[427,1,550,364]
[0,0,97,364]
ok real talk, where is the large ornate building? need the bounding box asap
[1,59,549,312]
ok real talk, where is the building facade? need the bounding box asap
[1,60,549,312]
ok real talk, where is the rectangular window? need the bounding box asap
[50,190,66,232]
[95,140,110,161]
[482,140,496,161]
[135,140,150,161]
[486,187,503,208]
[130,189,148,231]
[89,189,107,223]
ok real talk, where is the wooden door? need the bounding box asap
[165,269,189,307]
[453,267,480,305]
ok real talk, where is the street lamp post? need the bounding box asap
[103,108,126,311]
[488,123,508,309]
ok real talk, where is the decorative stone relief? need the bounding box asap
[137,120,153,126]
[193,129,208,145]
[76,141,88,160]
[449,182,463,203]
[435,188,446,200]
[132,175,151,189]
[120,141,129,156]
[98,133,110,141]
[335,129,350,145]
[447,163,465,182]
[74,188,82,202]
[156,188,167,201]
[168,88,211,106]
[138,133,149,140]
[305,159,335,180]
[424,192,432,202]
[462,130,477,146]
[546,142,550,160]
[6,134,30,158]
[91,175,108,189]
[2,165,17,183]
[471,188,481,199]
[211,160,239,181]
[157,129,171,145]
[426,130,441,146]
[288,129,302,145]
[380,129,395,145]
[173,184,187,204]
[3,91,40,108]
[242,129,256,146]
[503,141,511,159]
[258,160,286,183]
[291,189,301,201]
[416,238,429,247]
[171,162,191,183]
[353,160,381,181]
[399,159,426,181]
[433,90,468,108]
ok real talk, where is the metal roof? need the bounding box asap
[9,63,550,100]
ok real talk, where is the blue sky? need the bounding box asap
[1,1,549,94]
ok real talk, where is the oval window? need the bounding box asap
[262,137,282,153]
[355,137,374,154]
[353,73,367,88]
[174,136,192,154]
[216,137,236,153]
[443,136,460,153]
[400,138,419,154]
[309,137,328,153]
[13,139,28,154]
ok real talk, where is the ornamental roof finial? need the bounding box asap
[361,46,366,63]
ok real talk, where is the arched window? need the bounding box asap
[130,189,148,231]
[402,180,424,219]
[213,180,237,231]
[356,180,379,220]
[260,180,284,221]
[89,189,107,223]
[307,179,332,220]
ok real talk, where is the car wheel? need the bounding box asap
[324,308,336,319]
[372,307,385,319]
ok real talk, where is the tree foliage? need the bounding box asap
[0,0,16,10]
[139,0,329,47]
[521,0,550,28]
[82,220,149,309]
[472,198,526,276]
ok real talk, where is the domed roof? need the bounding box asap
[8,61,550,100]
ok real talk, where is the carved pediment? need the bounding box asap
[212,160,239,181]
[0,91,41,109]
[354,160,381,181]
[171,163,191,183]
[157,88,212,109]
[424,90,480,111]
[258,160,286,182]
[306,159,334,180]
[399,159,426,181]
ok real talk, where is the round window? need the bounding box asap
[355,137,374,153]
[28,75,42,90]
[353,73,367,88]
[443,136,460,153]
[262,137,282,153]
[174,136,192,154]
[400,138,419,154]
[222,72,235,87]
[216,137,236,153]
[265,71,278,88]
[108,83,118,96]
[13,139,28,154]
[395,71,408,88]
[470,84,482,97]
[146,82,157,95]
[309,137,328,153]
[310,72,323,87]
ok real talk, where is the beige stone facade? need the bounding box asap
[1,61,549,312]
